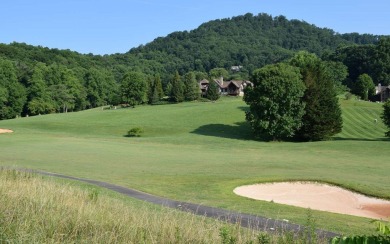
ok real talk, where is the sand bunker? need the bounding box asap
[234,182,390,220]
[0,129,13,134]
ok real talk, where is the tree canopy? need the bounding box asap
[289,51,343,141]
[354,74,375,101]
[170,71,184,103]
[120,71,147,107]
[205,80,220,101]
[244,63,305,141]
[382,100,390,137]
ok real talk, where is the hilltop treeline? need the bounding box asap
[0,13,388,120]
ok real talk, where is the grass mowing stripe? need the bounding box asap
[342,106,385,139]
[341,110,376,139]
[355,108,382,136]
[348,107,385,138]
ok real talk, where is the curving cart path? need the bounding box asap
[33,170,338,239]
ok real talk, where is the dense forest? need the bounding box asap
[0,13,388,120]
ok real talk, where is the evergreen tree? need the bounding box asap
[170,71,184,103]
[382,99,390,137]
[290,51,343,141]
[148,75,164,104]
[205,80,220,101]
[164,82,172,97]
[183,72,200,101]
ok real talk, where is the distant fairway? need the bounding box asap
[0,97,389,235]
[338,100,387,140]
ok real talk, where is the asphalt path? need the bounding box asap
[33,170,339,239]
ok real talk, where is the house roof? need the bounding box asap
[376,84,390,94]
[213,79,252,89]
[199,79,253,90]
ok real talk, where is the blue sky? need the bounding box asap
[1,0,389,55]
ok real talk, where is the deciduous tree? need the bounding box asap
[244,63,305,140]
[0,58,26,119]
[354,73,375,101]
[120,71,147,107]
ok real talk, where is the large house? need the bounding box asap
[199,78,253,97]
[375,83,390,102]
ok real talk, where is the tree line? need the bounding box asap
[0,56,228,120]
[324,38,390,100]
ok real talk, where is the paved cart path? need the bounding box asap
[33,170,338,239]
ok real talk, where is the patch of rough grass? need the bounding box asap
[0,169,330,243]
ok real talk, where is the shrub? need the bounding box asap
[127,127,144,137]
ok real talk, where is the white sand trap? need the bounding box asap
[0,129,13,134]
[234,182,390,220]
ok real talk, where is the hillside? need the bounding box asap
[0,169,268,243]
[123,13,381,76]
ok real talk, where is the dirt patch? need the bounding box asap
[234,182,390,220]
[0,129,13,134]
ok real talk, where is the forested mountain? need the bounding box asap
[0,12,387,119]
[121,13,381,77]
[1,13,383,80]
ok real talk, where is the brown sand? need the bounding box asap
[0,129,13,134]
[234,182,390,220]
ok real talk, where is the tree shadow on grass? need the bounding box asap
[237,106,249,112]
[332,137,390,142]
[191,122,256,141]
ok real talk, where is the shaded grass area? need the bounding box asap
[0,97,389,235]
[0,169,329,243]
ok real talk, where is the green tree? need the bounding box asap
[290,51,343,141]
[373,38,390,85]
[148,74,164,104]
[354,73,375,101]
[84,69,104,108]
[0,58,26,119]
[193,71,208,81]
[170,71,184,103]
[49,84,75,113]
[183,72,200,101]
[120,71,147,107]
[164,82,172,97]
[209,68,229,79]
[46,65,87,113]
[205,80,220,101]
[323,61,349,94]
[382,100,390,137]
[27,62,55,115]
[244,63,306,140]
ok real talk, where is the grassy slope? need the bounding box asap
[0,97,389,235]
[1,169,270,243]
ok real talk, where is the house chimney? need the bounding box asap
[377,83,382,94]
[219,76,223,86]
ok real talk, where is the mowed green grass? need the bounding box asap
[0,97,389,235]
